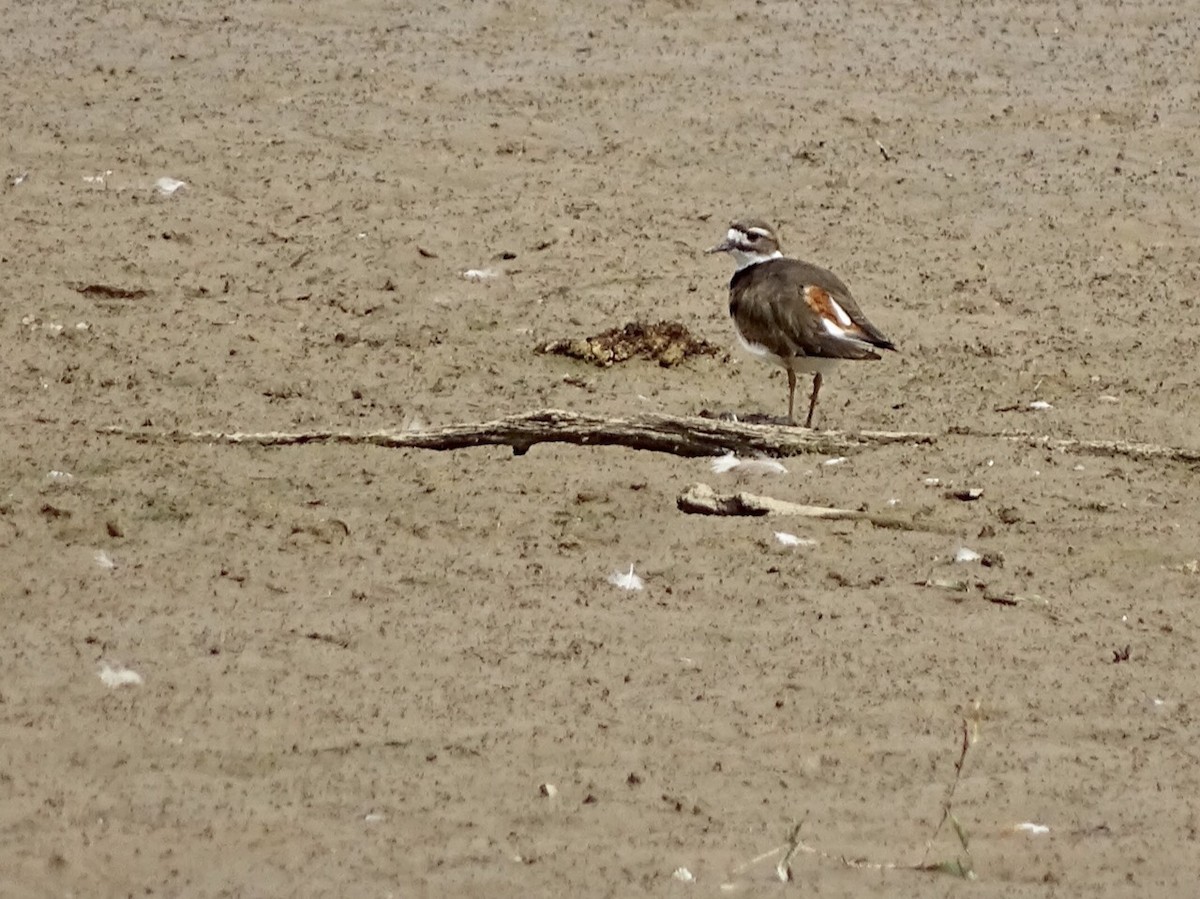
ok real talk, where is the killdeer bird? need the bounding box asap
[706,218,896,427]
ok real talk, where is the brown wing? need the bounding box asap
[729,259,895,361]
[784,259,896,350]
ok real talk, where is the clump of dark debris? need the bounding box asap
[539,320,724,368]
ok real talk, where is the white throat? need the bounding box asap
[730,248,782,272]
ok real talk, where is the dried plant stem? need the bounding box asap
[958,428,1200,466]
[919,718,976,875]
[739,822,922,888]
[772,823,908,883]
[99,409,935,459]
[727,719,978,888]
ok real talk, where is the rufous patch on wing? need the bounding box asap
[803,285,870,339]
[803,285,839,321]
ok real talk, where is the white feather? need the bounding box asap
[816,315,878,355]
[827,297,853,327]
[608,565,644,591]
[1013,822,1050,836]
[820,317,848,339]
[711,452,740,474]
[462,268,498,281]
[154,177,187,196]
[98,662,143,688]
[711,452,787,475]
[775,531,818,547]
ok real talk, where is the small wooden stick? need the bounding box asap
[948,426,1200,466]
[1008,432,1200,465]
[677,483,951,533]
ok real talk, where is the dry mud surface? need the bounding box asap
[3,1,1200,896]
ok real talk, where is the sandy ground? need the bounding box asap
[3,0,1200,895]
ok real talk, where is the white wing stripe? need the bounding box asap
[821,317,848,339]
[827,297,853,327]
[820,316,874,351]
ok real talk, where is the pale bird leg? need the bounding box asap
[804,372,823,428]
[786,369,797,425]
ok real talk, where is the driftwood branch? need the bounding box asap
[100,409,936,458]
[677,483,951,533]
[97,410,1200,468]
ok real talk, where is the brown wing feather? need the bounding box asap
[783,260,896,350]
[730,259,895,360]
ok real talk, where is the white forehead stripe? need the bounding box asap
[726,228,742,243]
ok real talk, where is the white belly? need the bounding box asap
[733,328,839,377]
